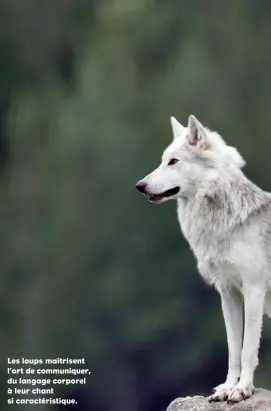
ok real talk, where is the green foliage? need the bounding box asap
[1,1,271,410]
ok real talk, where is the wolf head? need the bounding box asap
[136,115,245,203]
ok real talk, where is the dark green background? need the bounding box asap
[1,1,271,410]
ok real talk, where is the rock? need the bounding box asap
[167,389,271,411]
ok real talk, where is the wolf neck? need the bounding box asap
[177,169,270,246]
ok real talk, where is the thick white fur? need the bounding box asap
[137,115,271,403]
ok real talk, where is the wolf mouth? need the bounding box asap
[148,186,180,202]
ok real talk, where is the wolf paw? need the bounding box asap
[227,383,254,403]
[208,383,236,402]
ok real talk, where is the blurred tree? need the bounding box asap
[1,1,271,410]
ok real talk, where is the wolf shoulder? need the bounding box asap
[177,193,271,291]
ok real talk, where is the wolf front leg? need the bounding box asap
[208,288,243,402]
[227,285,265,404]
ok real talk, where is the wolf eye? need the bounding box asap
[168,158,179,166]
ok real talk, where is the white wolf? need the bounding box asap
[136,115,271,403]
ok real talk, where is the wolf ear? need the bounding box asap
[187,115,207,147]
[170,117,185,140]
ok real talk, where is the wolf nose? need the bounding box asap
[136,181,147,193]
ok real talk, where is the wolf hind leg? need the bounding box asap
[264,291,271,317]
